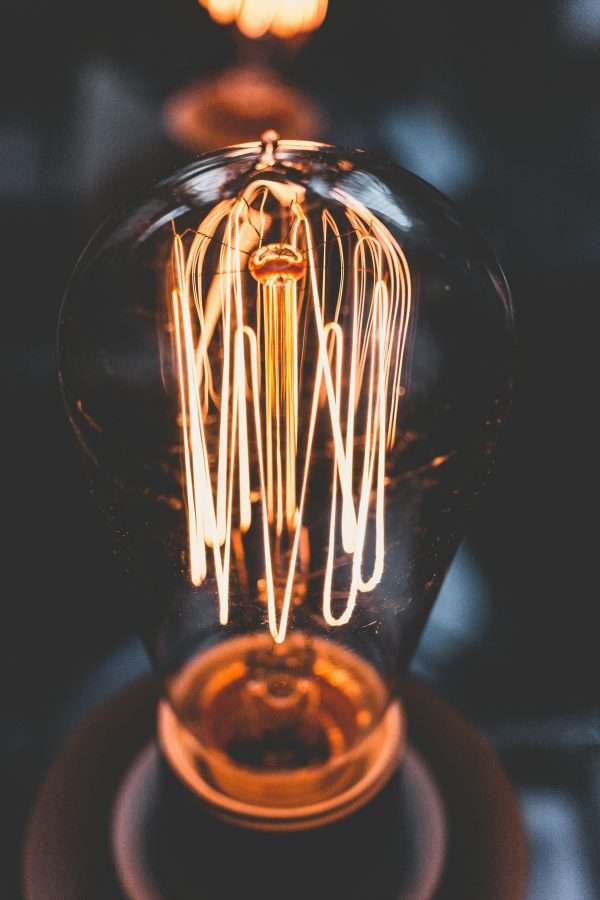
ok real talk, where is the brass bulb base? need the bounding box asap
[158,634,405,831]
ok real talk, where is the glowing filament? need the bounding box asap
[170,180,412,643]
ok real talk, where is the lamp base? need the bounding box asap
[23,674,528,900]
[114,741,445,900]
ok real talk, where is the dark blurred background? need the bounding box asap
[1,0,598,897]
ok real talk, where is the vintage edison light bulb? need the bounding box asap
[58,136,514,830]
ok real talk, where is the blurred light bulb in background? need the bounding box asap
[58,135,514,830]
[198,0,329,40]
[165,0,327,153]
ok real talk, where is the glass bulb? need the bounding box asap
[58,137,514,829]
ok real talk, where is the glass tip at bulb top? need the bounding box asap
[168,134,413,645]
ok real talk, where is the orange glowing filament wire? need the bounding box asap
[170,178,412,643]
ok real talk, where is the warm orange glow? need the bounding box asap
[198,0,329,39]
[170,173,412,643]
